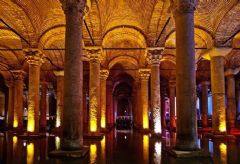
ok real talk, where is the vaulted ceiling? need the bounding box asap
[0,0,239,82]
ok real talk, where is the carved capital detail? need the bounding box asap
[147,48,163,65]
[86,47,103,63]
[139,69,151,80]
[24,49,45,66]
[11,70,26,81]
[100,70,109,80]
[61,0,86,15]
[171,0,197,15]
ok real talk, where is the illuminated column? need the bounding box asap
[25,49,44,133]
[200,81,209,128]
[83,88,88,128]
[161,90,166,130]
[139,69,150,130]
[61,0,86,150]
[5,80,14,129]
[148,49,162,134]
[88,48,102,133]
[40,82,47,132]
[172,0,198,150]
[169,80,176,130]
[211,56,226,134]
[226,71,236,130]
[100,69,109,129]
[12,70,25,130]
[54,71,64,128]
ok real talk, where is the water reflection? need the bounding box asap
[90,144,97,164]
[27,143,34,164]
[154,142,162,164]
[0,131,240,163]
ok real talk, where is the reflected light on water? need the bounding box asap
[219,143,227,164]
[13,136,17,151]
[101,136,106,161]
[154,142,162,164]
[27,143,34,164]
[143,135,149,164]
[55,136,60,150]
[90,144,97,164]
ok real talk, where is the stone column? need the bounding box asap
[139,69,150,130]
[40,81,48,132]
[200,81,209,128]
[236,81,240,117]
[5,80,14,129]
[100,69,109,129]
[25,49,44,133]
[88,48,102,133]
[211,56,226,134]
[12,70,25,130]
[61,0,86,150]
[161,93,166,130]
[148,49,162,134]
[106,81,113,128]
[83,88,88,129]
[226,72,236,130]
[54,71,64,128]
[169,80,176,130]
[172,0,198,150]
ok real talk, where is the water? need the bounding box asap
[0,130,239,164]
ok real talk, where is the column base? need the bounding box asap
[83,132,104,140]
[101,128,110,133]
[165,148,211,158]
[205,133,235,139]
[18,132,46,139]
[140,128,151,134]
[49,146,89,158]
[150,132,162,138]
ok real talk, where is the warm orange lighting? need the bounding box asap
[101,115,106,129]
[143,114,149,129]
[13,119,18,128]
[219,143,227,163]
[27,143,34,164]
[219,109,226,132]
[90,95,97,132]
[13,136,17,151]
[27,104,35,132]
[56,111,61,128]
[101,136,106,161]
[90,144,97,164]
[55,136,60,150]
[143,135,149,163]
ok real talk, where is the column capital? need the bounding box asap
[200,81,210,86]
[202,47,232,60]
[61,0,86,15]
[147,47,163,65]
[169,80,176,87]
[24,48,45,66]
[225,68,239,77]
[5,79,14,88]
[100,69,109,80]
[11,70,26,80]
[54,70,64,76]
[139,68,151,80]
[86,47,103,63]
[170,0,197,15]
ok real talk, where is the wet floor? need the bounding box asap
[0,130,239,164]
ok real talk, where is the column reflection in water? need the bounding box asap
[154,142,162,164]
[55,136,60,150]
[101,136,106,162]
[27,142,34,164]
[90,144,97,164]
[13,136,17,151]
[219,143,227,164]
[143,135,149,164]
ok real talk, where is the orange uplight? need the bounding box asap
[27,104,35,132]
[143,135,149,163]
[27,143,34,164]
[13,119,18,128]
[219,143,227,163]
[90,95,97,132]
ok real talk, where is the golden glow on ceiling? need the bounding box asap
[233,32,240,48]
[108,56,138,69]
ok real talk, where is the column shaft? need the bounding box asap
[227,75,236,130]
[174,2,198,150]
[89,56,100,133]
[40,82,47,132]
[106,82,113,127]
[100,70,109,129]
[61,1,85,150]
[169,81,176,130]
[150,64,161,133]
[6,81,14,128]
[211,56,226,134]
[201,82,209,128]
[27,63,41,133]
